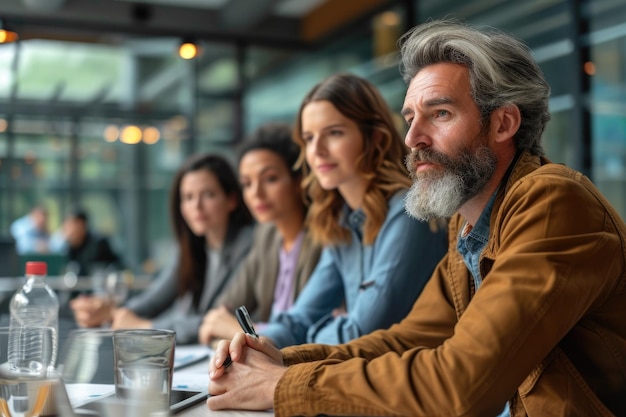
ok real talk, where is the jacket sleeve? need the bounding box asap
[124,249,179,318]
[216,224,275,319]
[151,311,203,344]
[274,171,625,417]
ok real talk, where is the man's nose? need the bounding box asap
[404,118,431,149]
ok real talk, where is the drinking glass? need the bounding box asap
[103,271,130,308]
[113,329,175,417]
[92,269,130,309]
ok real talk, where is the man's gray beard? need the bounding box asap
[403,145,497,221]
[404,172,465,221]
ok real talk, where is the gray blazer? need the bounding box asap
[125,224,254,344]
[217,223,322,323]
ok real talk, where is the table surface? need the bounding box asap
[180,405,273,417]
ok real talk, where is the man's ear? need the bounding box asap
[491,105,521,144]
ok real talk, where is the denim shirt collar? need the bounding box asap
[457,189,498,289]
[340,204,366,239]
[462,193,495,251]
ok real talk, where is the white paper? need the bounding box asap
[66,383,115,407]
[172,372,210,391]
[174,344,214,370]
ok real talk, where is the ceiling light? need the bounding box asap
[103,125,120,142]
[178,38,200,60]
[142,127,160,144]
[0,19,18,44]
[120,125,142,144]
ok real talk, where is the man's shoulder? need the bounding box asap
[499,156,625,233]
[513,160,596,199]
[506,153,591,196]
[512,150,576,178]
[87,232,111,246]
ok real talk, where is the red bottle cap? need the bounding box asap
[25,261,47,276]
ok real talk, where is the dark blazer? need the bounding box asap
[125,224,254,344]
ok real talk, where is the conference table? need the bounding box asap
[0,275,274,416]
[57,338,274,417]
[182,408,273,417]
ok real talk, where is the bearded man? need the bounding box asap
[205,20,626,417]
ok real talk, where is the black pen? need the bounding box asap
[235,305,258,337]
[223,305,258,368]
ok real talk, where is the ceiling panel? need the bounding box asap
[0,0,316,47]
[0,0,397,48]
[115,0,230,9]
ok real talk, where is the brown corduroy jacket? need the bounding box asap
[275,151,626,417]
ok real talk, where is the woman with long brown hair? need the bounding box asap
[259,73,447,347]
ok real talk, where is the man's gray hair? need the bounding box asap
[400,20,551,156]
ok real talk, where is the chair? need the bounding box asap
[18,253,69,276]
[0,236,19,277]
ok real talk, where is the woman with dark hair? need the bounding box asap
[70,153,254,344]
[198,122,322,345]
[255,73,448,348]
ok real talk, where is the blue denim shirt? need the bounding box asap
[260,190,448,348]
[457,190,510,417]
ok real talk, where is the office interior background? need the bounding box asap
[0,0,624,275]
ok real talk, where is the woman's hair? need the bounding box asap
[237,122,302,180]
[399,19,551,156]
[168,153,253,303]
[293,73,411,245]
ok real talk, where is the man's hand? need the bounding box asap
[198,306,241,345]
[207,333,286,411]
[111,308,152,329]
[70,295,114,328]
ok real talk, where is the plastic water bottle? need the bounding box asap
[8,261,59,375]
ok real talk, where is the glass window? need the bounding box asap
[588,0,626,217]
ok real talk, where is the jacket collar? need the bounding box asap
[490,150,543,227]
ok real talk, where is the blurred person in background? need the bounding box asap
[10,204,50,254]
[50,208,123,277]
[70,153,254,344]
[198,122,322,345]
[251,73,448,348]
